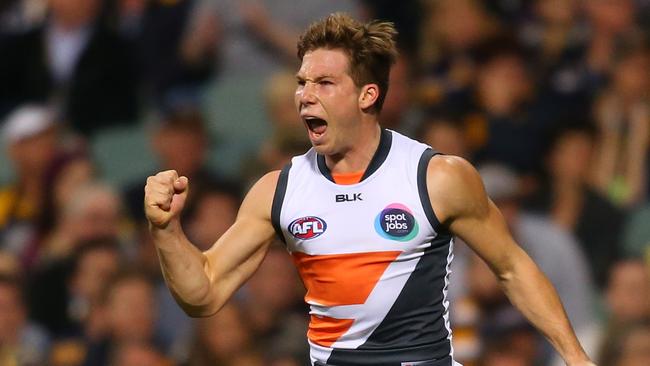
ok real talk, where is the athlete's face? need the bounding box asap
[295,48,363,156]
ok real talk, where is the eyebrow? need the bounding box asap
[295,74,337,82]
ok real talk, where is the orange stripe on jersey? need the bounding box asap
[308,315,355,347]
[292,251,401,306]
[332,171,364,185]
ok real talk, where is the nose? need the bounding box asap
[298,81,317,107]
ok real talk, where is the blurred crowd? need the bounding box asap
[0,0,649,365]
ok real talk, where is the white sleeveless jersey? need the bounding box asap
[271,130,457,366]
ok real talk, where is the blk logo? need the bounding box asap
[288,216,327,240]
[335,193,363,202]
[374,203,419,241]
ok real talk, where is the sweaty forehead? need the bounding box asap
[297,49,350,78]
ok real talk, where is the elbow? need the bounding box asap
[496,267,515,284]
[174,289,222,318]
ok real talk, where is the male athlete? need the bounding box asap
[145,13,595,366]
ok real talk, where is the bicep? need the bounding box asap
[448,198,527,277]
[427,156,526,276]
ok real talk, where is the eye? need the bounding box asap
[319,80,333,85]
[297,79,306,86]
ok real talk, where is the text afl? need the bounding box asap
[288,216,328,240]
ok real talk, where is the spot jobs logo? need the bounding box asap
[374,203,419,241]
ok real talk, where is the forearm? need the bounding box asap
[150,221,216,316]
[499,253,590,364]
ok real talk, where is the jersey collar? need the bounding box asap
[316,129,393,184]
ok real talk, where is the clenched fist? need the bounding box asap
[144,170,189,229]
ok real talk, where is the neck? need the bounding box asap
[325,122,382,175]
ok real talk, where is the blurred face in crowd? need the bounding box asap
[111,342,168,366]
[0,282,25,346]
[606,260,650,323]
[295,48,367,156]
[614,51,650,101]
[433,0,487,50]
[200,303,251,356]
[187,191,238,250]
[535,0,578,25]
[53,157,95,212]
[477,55,531,116]
[420,120,468,158]
[49,0,100,28]
[107,277,156,342]
[584,0,634,34]
[72,246,120,304]
[65,186,122,242]
[153,127,206,177]
[547,131,594,183]
[8,128,58,178]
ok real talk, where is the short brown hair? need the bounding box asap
[297,13,398,113]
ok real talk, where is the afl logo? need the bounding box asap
[288,216,327,240]
[374,203,419,241]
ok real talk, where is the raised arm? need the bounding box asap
[426,156,594,366]
[144,170,279,317]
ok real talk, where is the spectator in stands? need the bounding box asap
[417,0,500,111]
[45,238,123,366]
[109,340,173,366]
[417,115,470,159]
[28,183,126,335]
[192,0,361,79]
[583,0,640,76]
[0,0,139,135]
[599,318,650,366]
[185,182,241,251]
[467,39,548,176]
[186,302,262,365]
[525,124,626,288]
[0,105,59,263]
[0,275,50,366]
[242,70,311,183]
[123,106,231,223]
[112,0,218,108]
[478,164,598,361]
[36,183,124,264]
[591,44,650,207]
[239,244,308,363]
[84,270,161,366]
[379,56,419,133]
[24,147,95,269]
[605,259,650,326]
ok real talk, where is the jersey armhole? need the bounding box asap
[271,162,291,244]
[417,148,446,233]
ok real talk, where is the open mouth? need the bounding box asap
[304,117,328,135]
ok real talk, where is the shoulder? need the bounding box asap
[231,170,281,222]
[248,170,282,198]
[426,155,489,224]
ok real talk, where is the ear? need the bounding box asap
[358,84,380,110]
